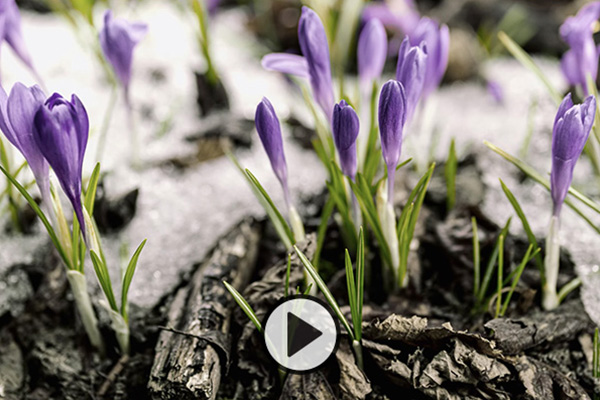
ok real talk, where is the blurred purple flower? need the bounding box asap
[99,10,148,93]
[395,37,426,121]
[332,100,359,180]
[0,83,48,198]
[409,17,449,99]
[206,0,221,16]
[362,0,420,37]
[298,7,335,121]
[487,80,504,104]
[255,97,290,207]
[261,53,309,78]
[33,93,89,235]
[559,2,600,93]
[357,19,388,88]
[0,0,38,75]
[378,80,407,201]
[550,93,596,216]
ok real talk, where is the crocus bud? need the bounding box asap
[487,80,504,104]
[0,83,49,200]
[409,17,449,99]
[1,0,37,74]
[550,93,596,216]
[378,80,407,201]
[357,19,388,87]
[99,10,148,92]
[395,37,427,121]
[298,7,335,122]
[255,97,290,207]
[33,93,89,235]
[559,2,600,93]
[332,100,360,180]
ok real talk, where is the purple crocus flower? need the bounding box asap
[332,100,360,180]
[357,19,388,88]
[395,37,427,121]
[33,93,89,235]
[559,2,600,93]
[487,80,504,104]
[99,10,148,94]
[409,17,449,99]
[0,83,48,199]
[255,97,291,207]
[378,80,407,201]
[0,0,38,76]
[550,93,596,216]
[298,7,335,122]
[260,7,334,121]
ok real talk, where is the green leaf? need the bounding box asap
[477,217,511,303]
[495,235,505,318]
[499,179,545,284]
[345,249,357,320]
[445,139,457,211]
[398,164,435,283]
[486,141,600,234]
[90,250,119,313]
[349,174,392,269]
[294,245,355,341]
[223,281,262,332]
[355,227,365,341]
[472,217,480,297]
[84,163,101,215]
[0,165,71,268]
[500,245,536,316]
[121,239,147,321]
[497,31,562,104]
[557,277,581,304]
[313,196,335,269]
[227,151,295,248]
[285,254,291,298]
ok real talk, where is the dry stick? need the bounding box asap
[97,355,130,397]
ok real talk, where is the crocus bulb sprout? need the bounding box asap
[544,93,596,310]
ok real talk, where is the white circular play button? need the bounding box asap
[264,295,339,373]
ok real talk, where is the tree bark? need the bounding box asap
[148,218,261,400]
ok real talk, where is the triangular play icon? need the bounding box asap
[287,312,323,357]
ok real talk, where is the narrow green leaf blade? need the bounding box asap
[223,281,262,332]
[120,239,147,320]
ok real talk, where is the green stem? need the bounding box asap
[95,84,118,165]
[66,270,105,353]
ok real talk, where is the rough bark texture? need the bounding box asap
[148,218,261,400]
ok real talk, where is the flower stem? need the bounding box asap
[352,339,364,370]
[95,85,118,165]
[542,215,560,310]
[66,270,105,353]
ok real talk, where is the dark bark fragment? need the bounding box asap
[484,300,595,355]
[0,329,25,398]
[279,372,336,400]
[148,218,261,400]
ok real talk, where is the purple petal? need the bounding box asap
[261,53,310,78]
[332,100,359,179]
[396,37,427,121]
[410,18,449,98]
[298,7,335,121]
[487,80,504,103]
[3,0,34,69]
[357,19,388,86]
[550,93,596,214]
[362,1,420,36]
[255,97,289,203]
[33,93,89,234]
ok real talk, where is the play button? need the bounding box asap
[264,295,339,373]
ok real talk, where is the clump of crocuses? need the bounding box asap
[0,83,146,355]
[543,93,596,310]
